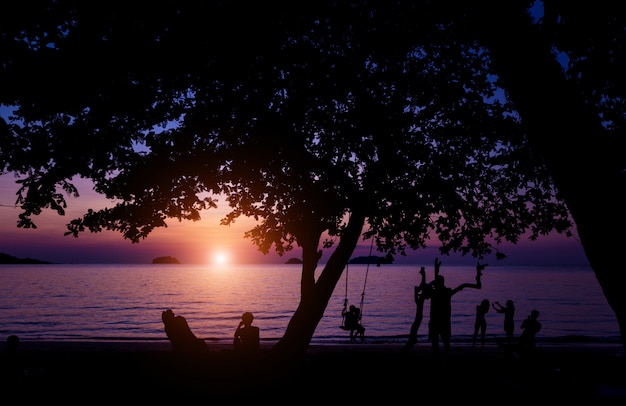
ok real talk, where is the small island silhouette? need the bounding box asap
[0,252,52,264]
[284,256,390,265]
[152,256,180,264]
[348,255,392,265]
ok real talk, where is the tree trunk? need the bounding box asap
[270,210,367,361]
[470,1,626,349]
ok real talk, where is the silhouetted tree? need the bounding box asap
[2,1,623,357]
[452,0,626,351]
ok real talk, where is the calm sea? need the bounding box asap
[0,263,620,345]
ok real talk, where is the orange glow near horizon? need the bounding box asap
[0,175,284,264]
[0,175,590,266]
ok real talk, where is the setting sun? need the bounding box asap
[213,251,230,265]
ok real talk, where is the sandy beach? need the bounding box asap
[2,339,625,403]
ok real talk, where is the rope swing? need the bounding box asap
[340,237,374,329]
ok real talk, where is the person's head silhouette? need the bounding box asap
[435,274,445,287]
[241,311,254,326]
[162,309,175,323]
[7,334,19,353]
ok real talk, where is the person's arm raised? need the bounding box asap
[434,258,442,277]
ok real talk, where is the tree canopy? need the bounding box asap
[2,1,625,355]
[0,1,570,257]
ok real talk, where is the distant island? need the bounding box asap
[348,255,392,265]
[0,252,52,264]
[152,256,180,264]
[284,256,391,265]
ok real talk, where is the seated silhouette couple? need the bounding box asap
[162,309,260,356]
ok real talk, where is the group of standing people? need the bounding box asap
[403,258,484,353]
[472,297,542,353]
[472,298,516,348]
[404,258,542,353]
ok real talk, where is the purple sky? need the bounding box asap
[0,175,589,266]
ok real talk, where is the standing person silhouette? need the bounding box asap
[472,299,490,348]
[403,266,430,351]
[518,309,541,353]
[427,258,485,353]
[492,299,516,346]
[234,311,260,355]
[161,309,209,356]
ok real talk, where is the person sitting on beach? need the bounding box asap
[492,299,516,346]
[3,334,24,381]
[161,309,209,356]
[518,309,541,353]
[342,304,365,343]
[234,311,260,355]
[426,259,485,353]
[472,299,490,348]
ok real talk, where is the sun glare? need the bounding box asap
[213,251,230,265]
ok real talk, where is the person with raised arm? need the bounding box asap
[472,299,490,348]
[403,266,431,352]
[427,259,486,353]
[492,299,516,347]
[234,311,261,355]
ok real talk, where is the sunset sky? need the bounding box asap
[0,174,589,266]
[0,3,590,267]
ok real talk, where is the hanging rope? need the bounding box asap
[341,262,350,328]
[358,237,375,321]
[340,236,375,328]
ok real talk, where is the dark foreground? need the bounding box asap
[2,341,625,403]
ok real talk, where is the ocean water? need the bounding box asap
[0,263,620,345]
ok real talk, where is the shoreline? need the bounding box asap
[3,339,625,402]
[8,337,625,353]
